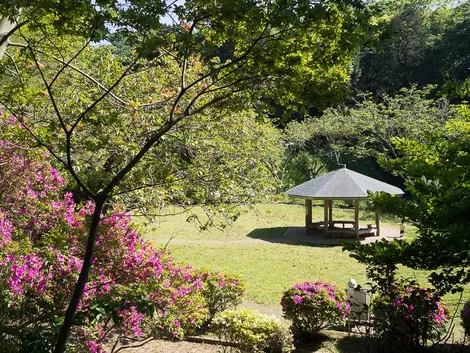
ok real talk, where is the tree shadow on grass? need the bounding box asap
[334,335,370,353]
[247,227,289,240]
[333,337,470,353]
[247,227,345,248]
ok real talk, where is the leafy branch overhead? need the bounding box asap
[1,0,364,202]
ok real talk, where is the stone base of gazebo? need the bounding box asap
[281,226,402,245]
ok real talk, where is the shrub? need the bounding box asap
[461,300,470,336]
[373,280,449,351]
[198,271,246,322]
[281,281,350,334]
[210,308,293,353]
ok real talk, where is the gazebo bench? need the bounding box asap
[328,220,355,228]
[327,225,375,238]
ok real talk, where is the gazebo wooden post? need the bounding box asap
[328,200,333,225]
[323,200,329,235]
[354,200,360,239]
[375,206,381,237]
[305,199,313,229]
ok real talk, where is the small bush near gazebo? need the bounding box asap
[281,281,350,335]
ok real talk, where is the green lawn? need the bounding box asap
[142,203,467,314]
[169,243,368,305]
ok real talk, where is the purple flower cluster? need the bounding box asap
[460,300,470,336]
[0,216,12,248]
[373,280,450,347]
[389,284,449,327]
[118,306,145,337]
[281,281,350,333]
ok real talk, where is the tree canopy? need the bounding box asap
[281,86,451,186]
[346,104,470,294]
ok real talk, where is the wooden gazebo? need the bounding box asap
[285,166,404,239]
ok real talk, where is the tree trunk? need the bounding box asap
[53,196,106,353]
[0,17,14,59]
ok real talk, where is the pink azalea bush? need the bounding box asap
[0,139,243,352]
[373,280,449,350]
[281,281,350,334]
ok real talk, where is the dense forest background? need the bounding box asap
[278,0,470,189]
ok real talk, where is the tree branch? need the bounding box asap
[184,74,259,117]
[0,99,67,167]
[100,122,170,196]
[113,337,155,353]
[20,32,68,134]
[7,41,128,107]
[168,24,269,122]
[188,88,245,117]
[69,59,136,135]
[0,20,28,47]
[49,36,94,91]
[4,52,23,83]
[181,17,207,89]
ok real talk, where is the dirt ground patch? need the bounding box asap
[111,338,225,353]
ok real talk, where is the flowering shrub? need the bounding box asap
[0,141,211,352]
[197,271,245,322]
[373,280,449,350]
[281,281,350,334]
[461,299,470,336]
[210,308,293,353]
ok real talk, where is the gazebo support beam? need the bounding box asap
[305,199,312,229]
[354,200,359,239]
[323,200,329,235]
[328,200,333,224]
[375,206,381,237]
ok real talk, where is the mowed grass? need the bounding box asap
[169,243,368,305]
[143,203,467,312]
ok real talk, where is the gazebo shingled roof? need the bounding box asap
[285,167,404,199]
[285,166,404,239]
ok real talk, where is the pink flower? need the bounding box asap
[118,306,145,337]
[86,340,106,353]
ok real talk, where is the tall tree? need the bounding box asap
[346,104,470,295]
[282,86,450,185]
[431,1,470,100]
[0,1,365,351]
[352,0,453,95]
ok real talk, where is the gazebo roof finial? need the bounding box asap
[339,163,347,169]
